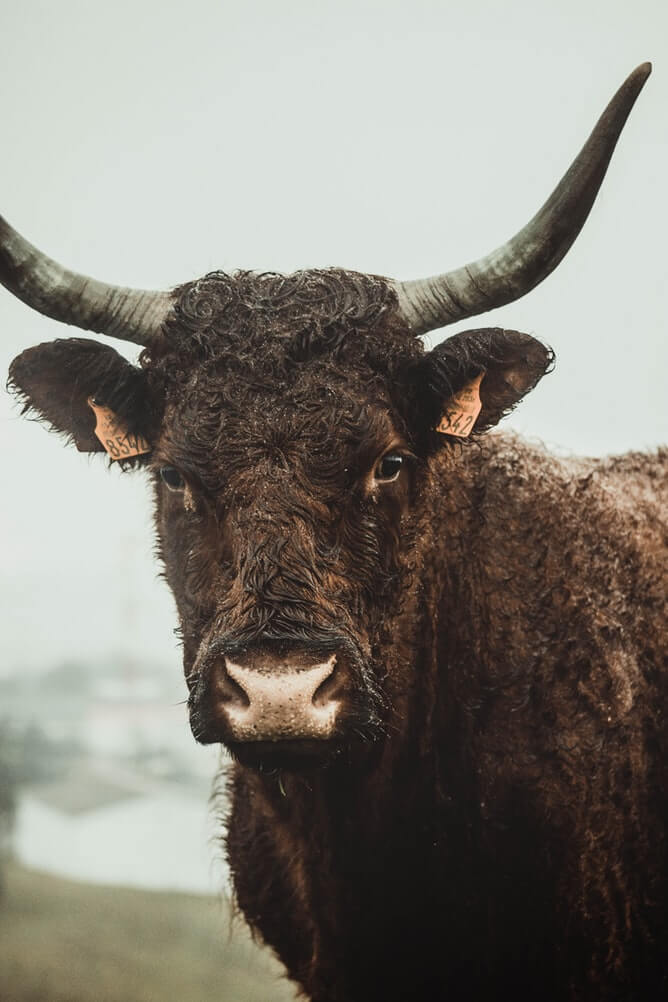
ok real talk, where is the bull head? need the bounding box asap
[5,65,650,770]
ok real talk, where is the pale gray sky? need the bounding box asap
[1,0,666,675]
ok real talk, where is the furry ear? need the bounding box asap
[8,338,152,456]
[407,328,554,439]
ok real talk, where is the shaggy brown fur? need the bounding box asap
[8,268,668,1001]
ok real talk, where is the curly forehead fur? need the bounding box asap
[140,268,428,491]
[146,267,422,391]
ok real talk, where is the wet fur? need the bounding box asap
[223,436,667,1001]
[8,268,668,1000]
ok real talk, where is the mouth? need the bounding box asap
[226,737,343,772]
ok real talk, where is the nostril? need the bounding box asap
[312,663,342,708]
[211,661,250,709]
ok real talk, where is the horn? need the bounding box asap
[393,63,652,335]
[0,215,171,345]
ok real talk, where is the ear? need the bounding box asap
[407,328,554,439]
[8,338,153,458]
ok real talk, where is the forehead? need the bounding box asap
[149,267,420,386]
[147,268,421,475]
[157,366,401,473]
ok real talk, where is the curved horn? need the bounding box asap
[0,215,172,345]
[394,63,652,335]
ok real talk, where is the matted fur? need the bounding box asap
[7,266,667,1001]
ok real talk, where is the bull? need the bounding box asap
[4,64,667,1000]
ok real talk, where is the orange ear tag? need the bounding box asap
[87,398,152,460]
[435,373,484,438]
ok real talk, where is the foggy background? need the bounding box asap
[2,0,667,673]
[0,0,666,998]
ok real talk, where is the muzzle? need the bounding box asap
[187,633,363,750]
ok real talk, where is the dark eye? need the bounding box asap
[374,453,404,483]
[159,466,185,491]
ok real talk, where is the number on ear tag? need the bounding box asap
[436,373,484,438]
[87,398,151,460]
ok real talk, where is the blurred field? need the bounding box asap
[0,862,297,1002]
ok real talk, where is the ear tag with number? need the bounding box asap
[436,373,484,438]
[87,398,151,460]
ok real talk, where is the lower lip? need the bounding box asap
[226,738,340,771]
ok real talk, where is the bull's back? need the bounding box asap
[593,446,668,552]
[476,435,667,596]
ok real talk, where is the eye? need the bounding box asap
[374,452,404,483]
[159,466,185,491]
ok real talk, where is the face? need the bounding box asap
[8,267,551,772]
[152,358,419,770]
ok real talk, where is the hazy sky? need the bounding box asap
[1,0,666,676]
